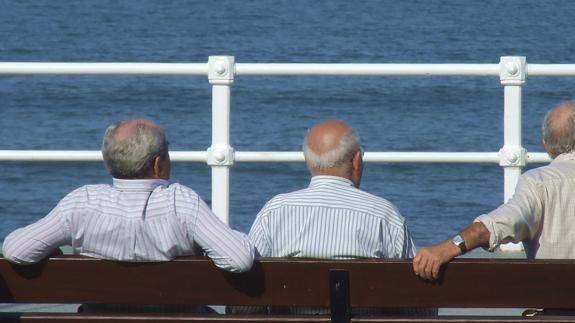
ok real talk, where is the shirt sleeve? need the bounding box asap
[191,197,254,273]
[400,223,417,258]
[384,205,417,259]
[474,175,543,251]
[248,206,273,257]
[3,194,73,264]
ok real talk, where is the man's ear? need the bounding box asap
[152,155,163,178]
[352,150,362,171]
[542,139,550,154]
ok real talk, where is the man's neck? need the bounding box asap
[312,168,351,180]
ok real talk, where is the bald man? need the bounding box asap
[239,121,430,315]
[249,120,416,262]
[414,102,575,281]
[3,119,254,273]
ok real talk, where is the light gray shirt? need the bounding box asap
[475,152,575,258]
[3,178,254,272]
[249,175,416,259]
[240,175,424,316]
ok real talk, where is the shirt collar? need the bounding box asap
[309,175,354,188]
[112,178,169,192]
[552,151,575,163]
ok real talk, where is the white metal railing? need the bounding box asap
[0,150,552,163]
[0,56,563,252]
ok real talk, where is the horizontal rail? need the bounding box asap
[236,151,303,162]
[235,64,501,76]
[0,63,208,75]
[1,62,575,77]
[0,150,552,164]
[527,64,575,76]
[0,63,501,76]
[0,151,207,162]
[525,152,552,163]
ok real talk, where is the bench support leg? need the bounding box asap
[329,269,350,323]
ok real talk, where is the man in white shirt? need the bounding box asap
[413,102,575,280]
[245,120,426,315]
[250,120,415,260]
[3,118,254,273]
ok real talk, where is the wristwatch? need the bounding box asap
[451,234,467,254]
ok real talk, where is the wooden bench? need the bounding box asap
[1,256,575,322]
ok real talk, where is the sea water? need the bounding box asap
[1,0,575,247]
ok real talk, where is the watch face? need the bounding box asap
[452,234,466,253]
[452,235,464,246]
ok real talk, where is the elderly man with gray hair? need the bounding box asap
[3,118,254,273]
[414,101,575,281]
[249,119,416,264]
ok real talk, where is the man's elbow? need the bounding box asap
[2,237,51,265]
[3,244,34,265]
[227,261,253,273]
[230,250,256,273]
[224,246,256,273]
[4,255,35,265]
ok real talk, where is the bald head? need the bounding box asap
[543,102,575,158]
[102,118,169,179]
[303,120,362,184]
[306,121,354,156]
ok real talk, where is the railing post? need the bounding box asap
[498,56,527,252]
[208,56,235,224]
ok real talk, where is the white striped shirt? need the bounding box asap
[3,179,254,272]
[249,176,416,259]
[241,176,424,316]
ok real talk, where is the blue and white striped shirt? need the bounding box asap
[3,179,254,272]
[249,176,416,259]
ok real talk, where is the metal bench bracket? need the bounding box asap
[329,269,350,323]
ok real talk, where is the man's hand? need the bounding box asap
[412,240,460,280]
[414,223,490,280]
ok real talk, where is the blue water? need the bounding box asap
[1,0,575,247]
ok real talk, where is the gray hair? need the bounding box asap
[543,102,575,158]
[102,120,168,179]
[303,128,361,170]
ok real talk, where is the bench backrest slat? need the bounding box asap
[10,313,575,323]
[1,257,574,309]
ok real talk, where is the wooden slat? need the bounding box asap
[5,314,575,323]
[1,313,331,323]
[347,259,575,308]
[1,257,575,309]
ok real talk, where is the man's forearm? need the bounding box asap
[459,222,491,251]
